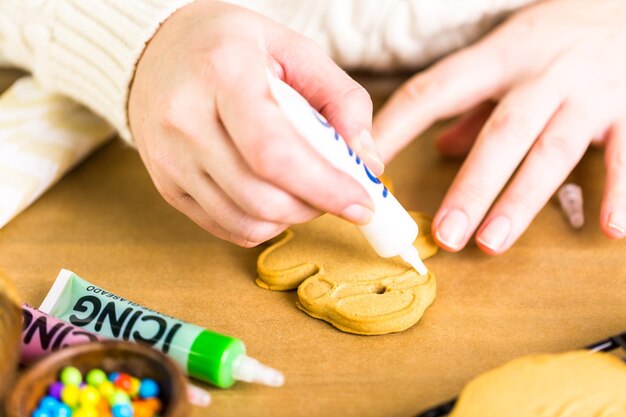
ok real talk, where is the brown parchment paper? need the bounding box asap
[0,71,625,417]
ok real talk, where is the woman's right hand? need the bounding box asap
[129,0,383,247]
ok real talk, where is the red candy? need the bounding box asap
[114,374,133,392]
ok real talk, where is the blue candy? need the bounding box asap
[31,408,52,417]
[138,378,159,398]
[56,404,72,417]
[108,371,120,382]
[39,395,59,411]
[112,403,133,417]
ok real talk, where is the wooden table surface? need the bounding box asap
[1,71,625,417]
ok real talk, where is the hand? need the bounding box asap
[129,0,384,247]
[373,0,626,254]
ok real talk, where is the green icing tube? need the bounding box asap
[39,269,284,388]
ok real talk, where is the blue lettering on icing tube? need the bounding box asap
[364,165,389,198]
[313,110,332,128]
[311,109,388,198]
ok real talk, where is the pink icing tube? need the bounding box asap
[20,304,101,365]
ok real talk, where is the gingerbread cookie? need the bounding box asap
[450,351,626,417]
[256,212,438,335]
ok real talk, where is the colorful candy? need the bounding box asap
[57,404,72,417]
[48,382,64,400]
[129,377,141,398]
[99,380,115,398]
[31,367,163,417]
[142,397,162,413]
[60,366,82,386]
[80,386,101,407]
[60,385,80,408]
[39,396,58,410]
[73,408,98,417]
[109,389,131,406]
[114,374,133,392]
[86,369,108,387]
[111,404,133,417]
[139,379,159,399]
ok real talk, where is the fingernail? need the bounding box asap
[476,216,512,251]
[365,151,385,175]
[608,210,626,238]
[359,129,376,148]
[358,130,385,176]
[435,209,469,250]
[341,204,374,225]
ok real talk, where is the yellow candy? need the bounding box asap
[80,385,101,407]
[61,385,80,408]
[72,407,98,417]
[129,377,141,398]
[99,381,115,399]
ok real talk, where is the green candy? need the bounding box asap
[86,369,107,387]
[60,366,82,386]
[109,389,130,405]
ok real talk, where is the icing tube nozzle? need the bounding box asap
[399,246,428,276]
[232,354,285,387]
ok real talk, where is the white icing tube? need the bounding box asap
[267,73,428,275]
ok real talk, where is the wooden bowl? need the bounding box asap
[0,270,22,407]
[7,341,191,417]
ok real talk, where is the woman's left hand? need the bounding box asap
[373,0,626,254]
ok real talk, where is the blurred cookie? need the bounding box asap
[450,350,626,417]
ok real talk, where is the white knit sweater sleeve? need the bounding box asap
[240,0,536,71]
[0,0,534,144]
[0,0,195,141]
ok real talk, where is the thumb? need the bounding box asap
[269,33,384,176]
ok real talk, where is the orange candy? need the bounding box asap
[142,397,162,413]
[96,398,113,417]
[131,400,154,417]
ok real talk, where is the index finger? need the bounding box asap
[372,43,506,162]
[433,77,562,251]
[269,32,383,175]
